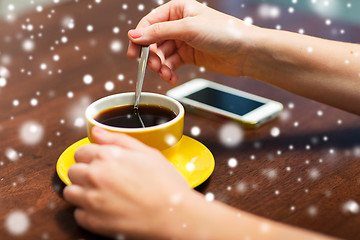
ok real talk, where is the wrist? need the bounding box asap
[152,190,219,240]
[160,190,209,239]
[240,26,274,79]
[231,20,267,78]
[158,190,241,240]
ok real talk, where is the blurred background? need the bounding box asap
[0,0,359,24]
[0,1,359,239]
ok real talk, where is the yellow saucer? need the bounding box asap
[56,136,215,188]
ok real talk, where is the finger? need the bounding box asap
[68,163,95,187]
[169,71,179,86]
[137,1,174,27]
[74,209,114,237]
[159,65,172,83]
[127,1,173,59]
[148,50,162,73]
[127,41,140,60]
[157,40,177,59]
[63,184,86,208]
[159,64,178,86]
[164,52,184,72]
[74,208,94,231]
[91,126,152,152]
[127,41,161,60]
[74,144,101,164]
[128,19,192,46]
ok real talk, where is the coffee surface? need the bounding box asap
[95,104,177,128]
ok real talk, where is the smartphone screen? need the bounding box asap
[185,87,265,116]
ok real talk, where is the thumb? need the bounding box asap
[91,126,152,152]
[128,19,191,45]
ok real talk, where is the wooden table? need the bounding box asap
[1,1,360,239]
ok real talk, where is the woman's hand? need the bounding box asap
[127,0,256,85]
[63,128,336,240]
[63,126,192,238]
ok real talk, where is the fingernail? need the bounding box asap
[129,29,142,39]
[169,77,176,86]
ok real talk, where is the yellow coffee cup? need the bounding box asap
[85,92,184,151]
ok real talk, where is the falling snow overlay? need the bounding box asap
[218,122,243,148]
[0,0,360,239]
[5,210,30,236]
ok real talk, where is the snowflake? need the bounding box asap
[5,148,19,161]
[218,122,243,148]
[138,4,145,11]
[258,4,281,19]
[61,36,68,43]
[5,210,30,236]
[53,54,60,61]
[309,168,320,180]
[104,81,114,91]
[74,117,85,128]
[117,74,124,81]
[307,205,318,217]
[83,74,93,85]
[13,99,20,106]
[67,91,74,98]
[22,39,35,52]
[0,77,6,87]
[342,200,359,214]
[61,16,75,29]
[165,134,177,146]
[110,40,123,53]
[186,162,195,172]
[270,127,280,137]
[30,98,38,106]
[190,126,201,136]
[40,63,47,70]
[228,158,238,168]
[262,168,278,180]
[36,5,43,12]
[205,192,215,201]
[86,25,93,32]
[243,16,253,25]
[19,121,44,145]
[26,24,34,31]
[113,27,120,34]
[8,4,15,11]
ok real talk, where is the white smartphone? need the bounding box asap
[166,78,283,128]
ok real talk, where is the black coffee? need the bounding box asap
[95,104,177,128]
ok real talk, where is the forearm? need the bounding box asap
[161,191,335,240]
[245,27,360,115]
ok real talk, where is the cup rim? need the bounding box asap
[85,92,184,133]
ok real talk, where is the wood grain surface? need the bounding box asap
[0,1,359,239]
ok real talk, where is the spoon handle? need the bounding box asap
[134,46,150,109]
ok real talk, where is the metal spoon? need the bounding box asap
[134,46,150,128]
